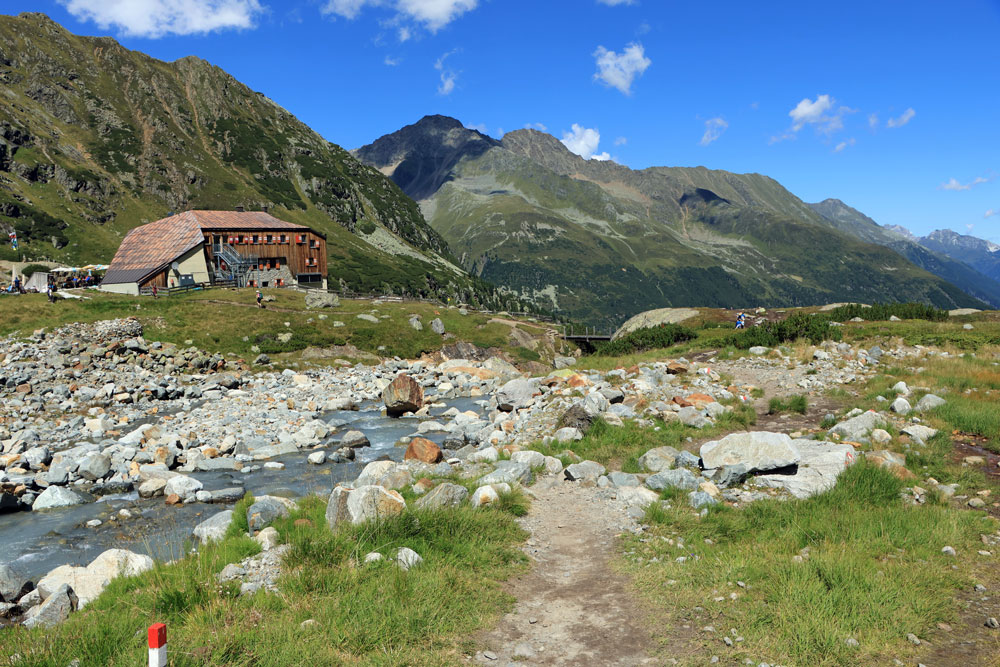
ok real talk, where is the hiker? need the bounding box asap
[46,280,55,303]
[13,276,21,294]
[152,285,158,299]
[256,289,263,308]
[735,311,746,329]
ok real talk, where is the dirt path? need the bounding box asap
[474,480,657,666]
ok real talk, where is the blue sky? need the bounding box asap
[6,0,1000,241]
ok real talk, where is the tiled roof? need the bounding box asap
[102,216,204,285]
[102,210,319,285]
[182,210,312,232]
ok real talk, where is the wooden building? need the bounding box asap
[101,210,327,294]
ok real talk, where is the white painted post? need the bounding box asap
[148,622,167,667]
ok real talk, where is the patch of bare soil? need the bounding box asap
[472,481,657,666]
[917,561,1000,667]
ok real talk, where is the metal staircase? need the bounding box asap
[212,243,258,287]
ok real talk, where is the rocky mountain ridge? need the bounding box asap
[358,115,985,324]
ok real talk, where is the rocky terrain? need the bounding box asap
[2,314,998,665]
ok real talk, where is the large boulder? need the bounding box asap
[637,446,681,473]
[611,308,700,340]
[479,460,533,485]
[496,378,537,412]
[343,485,406,526]
[32,486,86,510]
[827,411,887,442]
[404,437,443,464]
[415,483,469,510]
[340,430,371,448]
[305,291,340,309]
[382,374,424,417]
[355,460,399,487]
[36,549,153,609]
[754,441,856,499]
[22,584,77,629]
[700,432,799,473]
[0,562,31,602]
[193,510,234,544]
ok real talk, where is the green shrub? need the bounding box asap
[19,264,50,278]
[724,313,840,349]
[825,302,948,322]
[595,324,696,356]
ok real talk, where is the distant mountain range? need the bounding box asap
[357,115,988,323]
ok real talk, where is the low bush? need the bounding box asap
[18,264,50,279]
[724,313,840,349]
[825,302,948,322]
[595,324,696,356]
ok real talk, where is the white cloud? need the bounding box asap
[435,48,459,95]
[58,0,264,37]
[398,25,411,41]
[887,108,916,128]
[699,117,728,146]
[614,136,627,146]
[941,175,992,191]
[384,55,400,66]
[438,71,456,95]
[788,94,835,131]
[868,113,879,129]
[593,42,651,95]
[465,123,488,133]
[834,138,856,153]
[322,0,476,32]
[524,122,548,132]
[561,124,612,160]
[967,223,976,232]
[597,0,635,5]
[986,209,999,219]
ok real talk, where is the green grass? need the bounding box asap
[0,289,553,364]
[1,494,529,666]
[624,463,994,666]
[592,324,696,356]
[767,394,808,415]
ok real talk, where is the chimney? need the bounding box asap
[261,206,269,214]
[235,205,245,213]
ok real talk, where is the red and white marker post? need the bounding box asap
[148,622,167,667]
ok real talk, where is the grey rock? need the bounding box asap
[415,483,469,510]
[646,468,700,492]
[395,547,423,571]
[890,397,912,415]
[564,460,606,482]
[700,432,799,473]
[608,471,639,487]
[916,394,946,411]
[304,291,339,309]
[480,460,533,485]
[246,497,290,531]
[554,356,577,369]
[638,446,680,472]
[496,378,536,412]
[688,491,718,509]
[675,450,702,469]
[554,427,583,443]
[76,453,111,481]
[22,584,77,629]
[827,411,887,442]
[754,441,856,499]
[193,510,233,544]
[678,406,710,428]
[340,430,371,448]
[0,562,31,602]
[163,475,203,502]
[32,486,86,510]
[430,318,445,335]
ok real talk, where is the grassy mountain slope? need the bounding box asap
[0,14,526,308]
[357,116,984,325]
[807,199,1000,308]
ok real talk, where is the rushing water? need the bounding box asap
[0,397,484,581]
